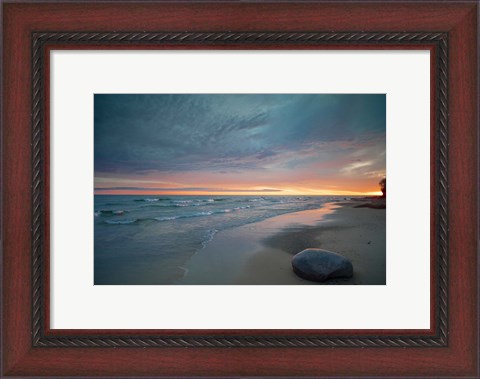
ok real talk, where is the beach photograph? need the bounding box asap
[94,94,386,285]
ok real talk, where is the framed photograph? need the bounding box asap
[2,1,478,377]
[93,93,386,286]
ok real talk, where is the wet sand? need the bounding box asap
[177,202,386,285]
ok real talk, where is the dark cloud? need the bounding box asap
[94,94,386,176]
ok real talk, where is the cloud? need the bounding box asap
[94,94,386,191]
[341,160,374,173]
[94,186,284,192]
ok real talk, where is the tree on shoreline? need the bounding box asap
[379,178,386,198]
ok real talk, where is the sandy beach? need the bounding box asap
[177,201,386,285]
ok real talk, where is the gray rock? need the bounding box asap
[291,248,353,282]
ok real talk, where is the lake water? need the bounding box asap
[94,195,344,284]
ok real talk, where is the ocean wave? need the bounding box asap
[153,206,251,222]
[102,210,219,224]
[139,202,200,209]
[154,211,214,221]
[139,203,175,208]
[104,219,138,225]
[95,209,128,217]
[134,198,170,202]
[233,205,251,210]
[218,206,249,212]
[154,216,179,221]
[201,229,219,248]
[130,197,271,209]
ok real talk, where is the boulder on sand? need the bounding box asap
[291,248,353,282]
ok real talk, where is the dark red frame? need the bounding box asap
[2,1,478,377]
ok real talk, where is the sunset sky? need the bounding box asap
[94,94,386,196]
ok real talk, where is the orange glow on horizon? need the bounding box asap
[94,188,384,197]
[95,169,386,197]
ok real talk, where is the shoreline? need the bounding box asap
[176,201,386,285]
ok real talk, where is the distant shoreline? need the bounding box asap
[94,193,381,197]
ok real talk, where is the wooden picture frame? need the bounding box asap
[2,1,478,377]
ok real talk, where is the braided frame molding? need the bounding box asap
[32,31,448,348]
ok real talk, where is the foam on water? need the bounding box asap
[94,195,343,284]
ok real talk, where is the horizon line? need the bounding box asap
[94,187,381,196]
[94,192,381,196]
